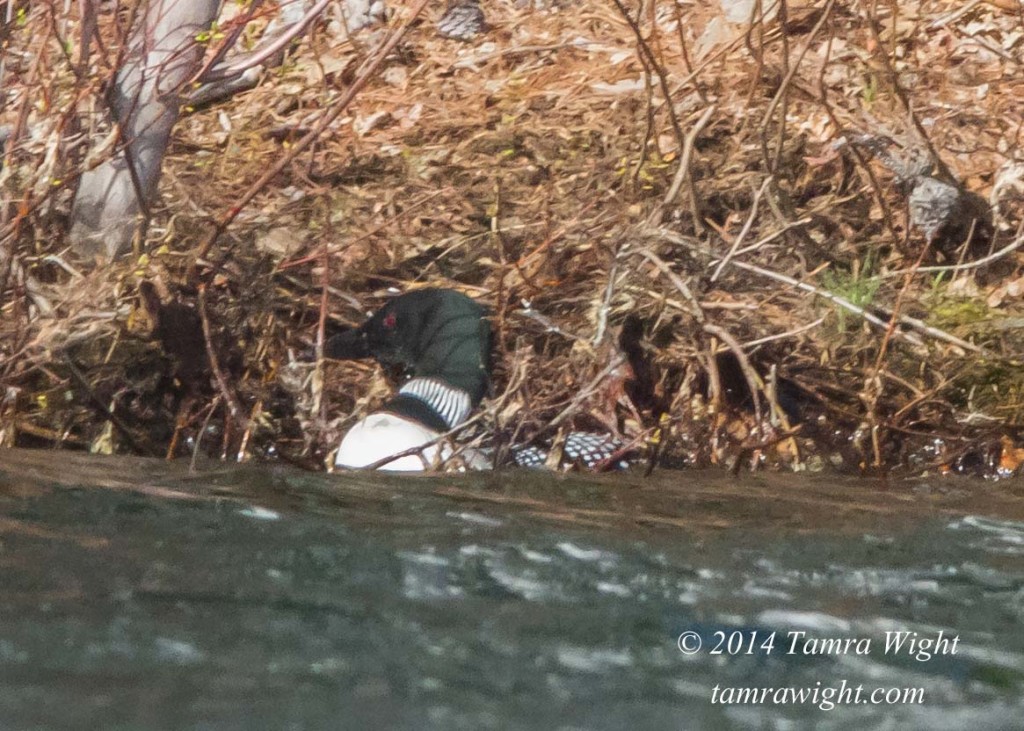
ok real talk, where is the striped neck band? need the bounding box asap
[399,377,473,430]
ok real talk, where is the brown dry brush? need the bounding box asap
[3,0,1024,476]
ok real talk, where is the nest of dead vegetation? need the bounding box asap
[3,0,1024,476]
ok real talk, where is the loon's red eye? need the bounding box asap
[382,312,397,329]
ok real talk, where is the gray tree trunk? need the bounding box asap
[70,0,221,261]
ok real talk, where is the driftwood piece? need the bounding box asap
[69,0,222,262]
[187,0,384,108]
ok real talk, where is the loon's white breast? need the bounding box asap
[334,411,490,471]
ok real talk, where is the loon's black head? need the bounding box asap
[325,288,491,404]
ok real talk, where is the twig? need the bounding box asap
[648,105,716,230]
[0,45,43,299]
[880,229,1024,278]
[592,258,620,347]
[191,0,268,83]
[315,222,331,423]
[454,41,596,67]
[710,217,811,262]
[200,0,330,83]
[929,0,985,28]
[669,0,706,104]
[736,0,771,152]
[639,247,724,411]
[64,357,156,456]
[711,176,772,281]
[197,285,245,424]
[864,234,932,466]
[743,317,826,348]
[637,250,705,322]
[630,45,657,194]
[607,0,685,147]
[493,178,509,366]
[546,354,627,432]
[236,397,262,463]
[704,323,764,430]
[761,0,792,173]
[515,306,587,343]
[190,395,222,472]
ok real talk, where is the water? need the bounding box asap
[1,448,1023,730]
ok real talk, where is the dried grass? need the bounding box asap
[3,0,1024,475]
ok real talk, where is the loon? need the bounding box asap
[326,288,627,472]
